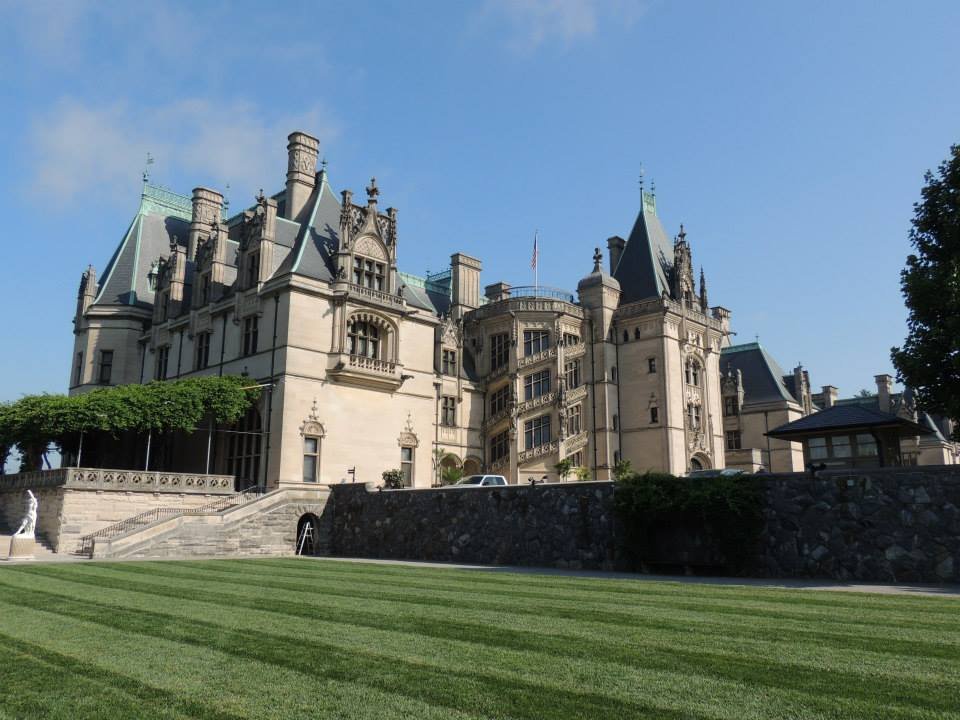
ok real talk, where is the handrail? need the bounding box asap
[507,286,576,302]
[76,486,267,555]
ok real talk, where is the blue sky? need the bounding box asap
[0,0,957,400]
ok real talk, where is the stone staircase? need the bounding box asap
[0,532,57,561]
[86,485,330,561]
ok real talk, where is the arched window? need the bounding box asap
[348,320,380,358]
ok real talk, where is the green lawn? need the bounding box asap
[0,560,957,720]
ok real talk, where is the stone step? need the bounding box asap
[0,534,57,561]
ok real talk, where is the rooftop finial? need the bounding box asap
[650,179,656,198]
[321,157,328,171]
[677,223,686,243]
[638,164,645,194]
[592,247,602,273]
[366,177,379,202]
[142,152,154,183]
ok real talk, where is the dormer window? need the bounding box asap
[353,256,385,291]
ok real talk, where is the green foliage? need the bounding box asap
[440,466,463,485]
[554,458,573,480]
[382,469,405,489]
[573,466,591,481]
[892,144,960,439]
[0,376,260,462]
[614,470,764,572]
[612,458,633,481]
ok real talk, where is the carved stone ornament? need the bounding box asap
[397,412,419,448]
[354,235,387,261]
[300,399,326,438]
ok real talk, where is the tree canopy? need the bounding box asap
[0,376,260,470]
[892,145,960,439]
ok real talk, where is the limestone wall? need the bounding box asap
[328,481,616,569]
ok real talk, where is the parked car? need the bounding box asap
[453,474,508,487]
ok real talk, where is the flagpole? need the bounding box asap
[534,229,539,296]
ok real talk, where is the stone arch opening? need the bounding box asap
[295,513,322,556]
[462,456,482,476]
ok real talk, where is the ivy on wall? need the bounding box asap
[613,470,764,573]
[0,376,260,472]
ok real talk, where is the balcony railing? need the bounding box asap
[348,354,397,374]
[348,283,405,308]
[0,468,235,494]
[509,286,576,303]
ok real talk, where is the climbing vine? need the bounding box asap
[0,376,260,470]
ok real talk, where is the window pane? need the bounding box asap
[302,456,317,483]
[401,447,413,462]
[832,436,852,458]
[808,437,828,460]
[856,433,878,456]
[304,437,318,454]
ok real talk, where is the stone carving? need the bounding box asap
[14,490,38,538]
[354,235,387,261]
[397,412,419,448]
[300,399,326,438]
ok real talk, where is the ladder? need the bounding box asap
[296,521,315,556]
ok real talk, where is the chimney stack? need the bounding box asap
[821,385,838,409]
[606,236,625,274]
[189,187,224,261]
[875,374,894,413]
[484,281,511,303]
[285,131,320,223]
[450,253,482,319]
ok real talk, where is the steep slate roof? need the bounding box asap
[767,404,933,438]
[613,194,675,304]
[273,170,340,282]
[720,342,796,405]
[95,204,189,309]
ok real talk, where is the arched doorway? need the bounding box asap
[462,456,482,477]
[296,513,322,556]
[689,457,704,472]
[439,453,462,485]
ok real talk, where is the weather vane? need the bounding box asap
[142,152,154,183]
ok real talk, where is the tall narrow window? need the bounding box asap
[562,332,580,346]
[155,346,170,380]
[442,349,457,376]
[687,403,701,429]
[348,320,380,358]
[441,396,456,427]
[303,436,320,483]
[567,404,582,436]
[246,251,260,288]
[227,407,262,490]
[73,351,84,386]
[523,369,551,400]
[726,431,742,450]
[724,396,738,417]
[490,333,509,372]
[198,274,211,305]
[242,316,259,357]
[523,329,550,356]
[611,366,618,382]
[400,447,414,486]
[195,332,211,370]
[564,359,581,389]
[97,350,113,385]
[648,357,657,374]
[158,291,170,322]
[612,413,619,431]
[650,406,659,424]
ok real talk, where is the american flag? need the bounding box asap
[531,230,539,270]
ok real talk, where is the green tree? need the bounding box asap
[892,145,960,439]
[574,466,591,481]
[855,389,875,399]
[554,458,573,481]
[613,458,633,481]
[440,466,463,485]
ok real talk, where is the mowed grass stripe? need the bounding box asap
[59,560,960,652]
[11,561,960,682]
[151,557,960,629]
[0,586,715,720]
[1,565,957,719]
[0,600,491,720]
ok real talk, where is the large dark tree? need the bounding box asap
[892,145,960,439]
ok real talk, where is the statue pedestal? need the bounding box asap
[4,536,36,561]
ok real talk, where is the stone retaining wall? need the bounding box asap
[327,467,960,582]
[328,481,616,569]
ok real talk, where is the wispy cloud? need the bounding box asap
[29,99,337,207]
[481,0,649,51]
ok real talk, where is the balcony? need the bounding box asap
[519,440,560,464]
[348,283,406,310]
[328,353,403,391]
[0,467,235,495]
[518,346,558,370]
[516,391,557,416]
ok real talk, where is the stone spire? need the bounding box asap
[699,266,708,312]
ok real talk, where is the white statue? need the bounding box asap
[14,490,37,539]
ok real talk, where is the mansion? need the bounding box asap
[69,131,843,488]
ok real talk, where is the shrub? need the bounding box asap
[554,458,573,481]
[573,466,591,481]
[613,470,763,573]
[382,469,404,489]
[441,466,463,485]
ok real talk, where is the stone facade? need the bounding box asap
[328,482,616,569]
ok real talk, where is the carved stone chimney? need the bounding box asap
[484,281,511,303]
[875,374,894,413]
[189,187,224,261]
[285,131,320,223]
[606,236,625,274]
[820,385,838,409]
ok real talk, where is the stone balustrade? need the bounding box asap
[516,391,556,416]
[518,346,558,370]
[519,440,560,464]
[347,354,397,374]
[0,467,235,495]
[349,283,405,309]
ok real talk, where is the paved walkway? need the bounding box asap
[312,556,960,598]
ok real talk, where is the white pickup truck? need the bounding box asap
[452,474,508,487]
